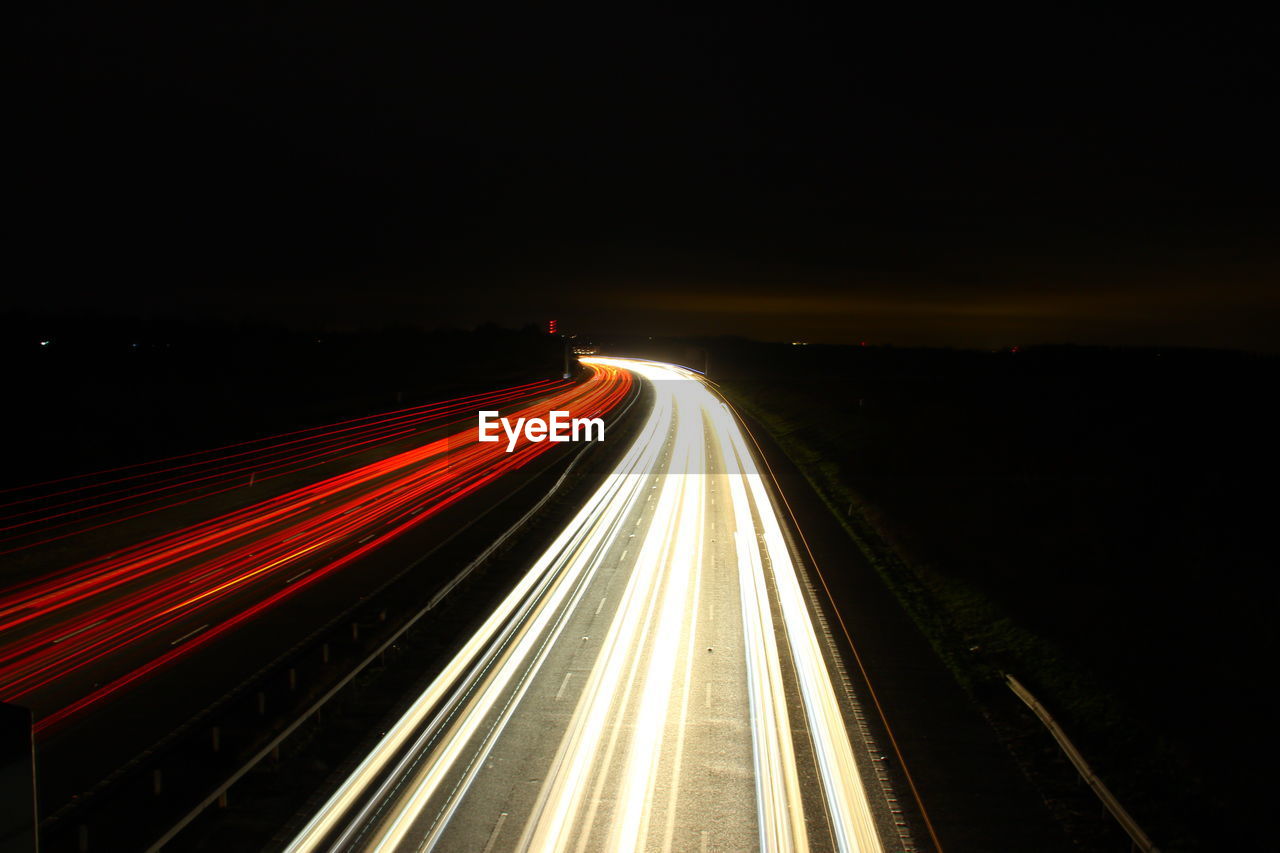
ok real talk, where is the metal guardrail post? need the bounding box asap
[1005,673,1159,852]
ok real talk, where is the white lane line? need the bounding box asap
[704,682,712,709]
[170,623,210,646]
[555,672,574,701]
[50,619,106,644]
[659,491,706,853]
[480,812,509,853]
[701,830,709,852]
[595,597,607,616]
[285,568,312,584]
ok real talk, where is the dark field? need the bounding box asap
[1,314,565,489]
[610,336,1275,850]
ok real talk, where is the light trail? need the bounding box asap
[288,358,892,852]
[0,378,570,553]
[0,365,633,731]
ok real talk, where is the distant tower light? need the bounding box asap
[548,319,558,335]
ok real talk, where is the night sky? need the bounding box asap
[14,4,1279,350]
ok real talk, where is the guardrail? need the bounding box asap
[143,382,643,851]
[1005,674,1159,852]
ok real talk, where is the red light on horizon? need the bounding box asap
[548,319,558,335]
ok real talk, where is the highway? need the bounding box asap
[288,358,897,852]
[0,365,632,734]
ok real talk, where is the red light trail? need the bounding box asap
[0,364,632,733]
[0,378,572,553]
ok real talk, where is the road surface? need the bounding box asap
[0,365,631,733]
[288,358,904,852]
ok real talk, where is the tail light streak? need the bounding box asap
[0,366,632,731]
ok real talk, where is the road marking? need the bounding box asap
[701,829,709,852]
[50,619,106,644]
[659,523,704,853]
[184,566,227,585]
[284,361,887,852]
[170,623,210,646]
[595,597,606,616]
[285,569,312,584]
[555,672,574,701]
[358,533,376,544]
[480,812,509,853]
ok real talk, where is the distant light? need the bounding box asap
[791,341,808,346]
[548,319,558,335]
[39,340,51,347]
[1010,345,1020,354]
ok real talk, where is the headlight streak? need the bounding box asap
[517,369,706,853]
[361,446,664,853]
[602,378,705,853]
[288,358,888,853]
[721,402,883,853]
[285,376,673,852]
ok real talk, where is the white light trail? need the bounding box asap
[288,358,886,853]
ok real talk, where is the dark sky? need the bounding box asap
[13,3,1279,349]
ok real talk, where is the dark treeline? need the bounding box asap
[602,335,1275,847]
[2,312,566,489]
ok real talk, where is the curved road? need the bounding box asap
[288,358,904,852]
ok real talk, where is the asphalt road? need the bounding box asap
[289,359,904,852]
[0,367,637,818]
[0,367,629,729]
